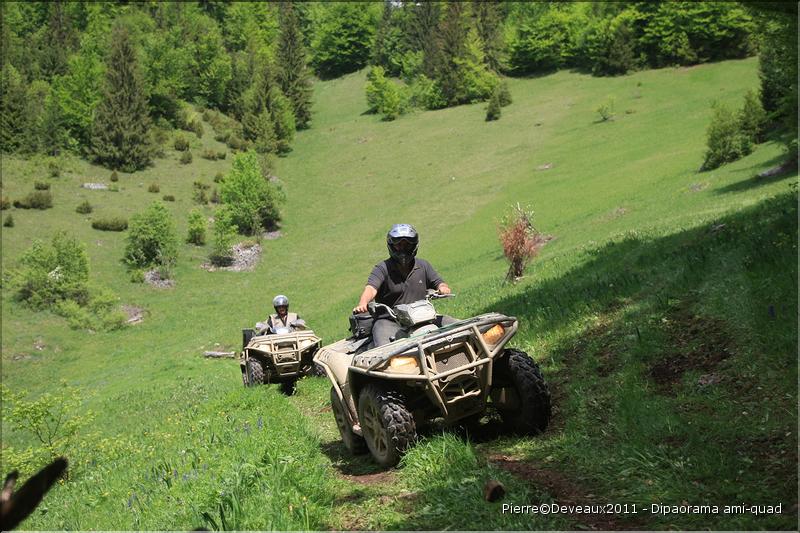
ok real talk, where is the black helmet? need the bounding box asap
[273,294,289,312]
[387,224,418,267]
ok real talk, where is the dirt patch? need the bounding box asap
[339,470,396,486]
[488,455,641,530]
[144,269,175,288]
[648,306,735,394]
[202,242,262,272]
[689,182,708,192]
[262,230,282,240]
[81,182,107,190]
[123,305,146,325]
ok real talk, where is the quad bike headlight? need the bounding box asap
[482,324,506,346]
[386,355,420,374]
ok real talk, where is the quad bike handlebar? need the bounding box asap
[364,291,455,319]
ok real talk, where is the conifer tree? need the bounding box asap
[40,1,77,80]
[406,1,442,78]
[90,24,154,172]
[277,2,313,130]
[242,63,295,154]
[371,1,394,69]
[472,0,505,71]
[436,2,470,105]
[0,63,27,153]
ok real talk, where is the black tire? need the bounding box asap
[246,357,265,386]
[358,384,416,467]
[280,379,297,396]
[495,349,551,434]
[330,387,367,455]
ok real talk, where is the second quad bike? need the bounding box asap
[314,292,551,467]
[240,320,321,395]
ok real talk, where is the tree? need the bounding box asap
[701,102,752,171]
[311,2,378,78]
[220,150,284,234]
[39,1,78,80]
[277,2,313,129]
[472,0,505,71]
[0,63,28,153]
[90,24,154,171]
[125,202,179,270]
[406,1,442,78]
[435,2,470,104]
[242,62,295,154]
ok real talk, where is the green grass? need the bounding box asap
[1,57,797,530]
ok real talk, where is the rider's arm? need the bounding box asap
[354,285,378,313]
[424,260,450,294]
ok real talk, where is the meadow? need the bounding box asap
[1,56,796,530]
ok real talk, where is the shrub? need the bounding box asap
[210,188,220,204]
[365,66,408,120]
[210,207,237,266]
[201,149,218,161]
[220,150,284,234]
[14,191,53,209]
[217,150,227,160]
[148,183,160,193]
[130,269,145,283]
[110,171,119,182]
[1,196,10,210]
[76,201,93,214]
[214,172,225,183]
[124,202,178,270]
[496,80,512,107]
[34,181,51,191]
[174,135,190,151]
[193,181,210,205]
[11,231,90,309]
[214,131,231,143]
[186,209,206,245]
[498,204,542,282]
[409,75,446,110]
[47,160,61,178]
[91,217,128,231]
[162,194,175,202]
[4,214,13,227]
[226,135,247,151]
[596,98,615,122]
[739,89,767,144]
[486,89,502,122]
[180,151,193,165]
[701,102,752,171]
[188,118,204,138]
[56,286,127,331]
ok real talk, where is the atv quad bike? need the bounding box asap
[314,292,551,467]
[240,321,321,395]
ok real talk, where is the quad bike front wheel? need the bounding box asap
[330,387,367,454]
[495,348,551,434]
[358,385,416,467]
[246,358,265,386]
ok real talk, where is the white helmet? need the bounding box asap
[272,294,289,312]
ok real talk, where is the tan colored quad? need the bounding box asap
[314,295,551,467]
[240,329,321,395]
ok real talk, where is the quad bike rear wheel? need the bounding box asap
[358,385,416,467]
[246,357,265,386]
[280,379,298,396]
[495,349,551,434]
[330,387,367,454]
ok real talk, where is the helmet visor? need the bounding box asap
[390,238,416,253]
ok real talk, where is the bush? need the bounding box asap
[148,183,160,193]
[193,181,210,205]
[47,160,61,178]
[226,135,248,151]
[188,118,204,139]
[180,151,193,165]
[365,66,408,120]
[76,201,93,214]
[739,90,767,144]
[596,98,615,122]
[409,75,446,110]
[130,269,145,283]
[11,231,90,309]
[210,188,220,204]
[4,214,13,227]
[34,181,51,191]
[214,172,225,183]
[56,286,127,331]
[486,92,501,122]
[110,171,119,182]
[217,150,227,160]
[174,135,190,151]
[210,207,237,266]
[1,196,9,210]
[498,204,542,282]
[162,194,175,202]
[91,217,128,231]
[214,131,230,143]
[186,209,206,246]
[124,202,178,270]
[14,191,53,209]
[220,150,284,234]
[701,102,752,171]
[496,81,512,107]
[201,149,218,161]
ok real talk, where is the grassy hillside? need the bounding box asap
[1,57,796,530]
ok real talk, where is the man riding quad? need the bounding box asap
[353,224,454,346]
[256,294,305,335]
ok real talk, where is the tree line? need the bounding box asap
[1,2,796,169]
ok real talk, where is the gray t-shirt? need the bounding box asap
[367,258,444,307]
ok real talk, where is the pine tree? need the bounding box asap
[277,2,313,130]
[472,0,505,71]
[436,2,470,105]
[90,24,155,172]
[371,1,394,69]
[40,1,77,80]
[0,63,27,153]
[406,1,442,78]
[242,63,296,154]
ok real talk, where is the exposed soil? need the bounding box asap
[488,454,643,530]
[339,470,396,486]
[201,242,262,272]
[123,305,145,325]
[144,269,175,288]
[648,306,735,394]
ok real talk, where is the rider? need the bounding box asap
[353,224,452,346]
[260,295,302,334]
